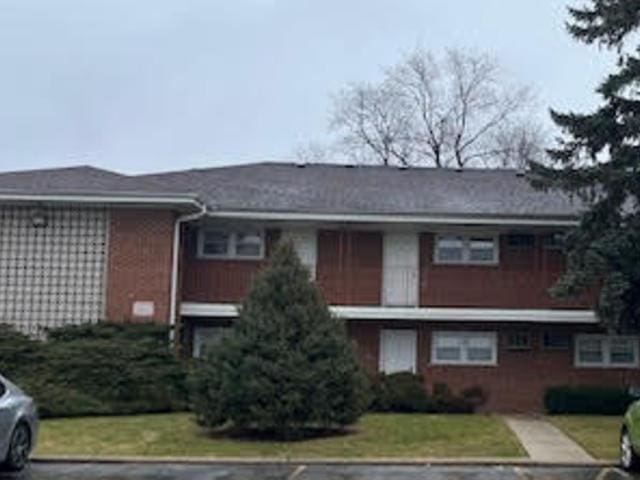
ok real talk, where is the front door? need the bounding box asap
[382,232,419,306]
[379,329,417,373]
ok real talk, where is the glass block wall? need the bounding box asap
[0,206,109,336]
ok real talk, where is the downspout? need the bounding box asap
[169,201,208,344]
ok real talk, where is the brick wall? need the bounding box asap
[349,320,640,412]
[105,209,176,323]
[419,233,593,309]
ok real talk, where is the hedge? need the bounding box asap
[544,385,635,415]
[370,372,487,413]
[0,323,189,418]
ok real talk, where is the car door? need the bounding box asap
[628,400,640,450]
[0,379,12,456]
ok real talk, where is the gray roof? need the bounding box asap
[0,162,581,219]
[0,165,195,199]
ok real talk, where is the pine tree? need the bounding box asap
[190,241,369,439]
[529,0,640,332]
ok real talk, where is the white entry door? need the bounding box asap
[383,232,419,306]
[379,329,418,373]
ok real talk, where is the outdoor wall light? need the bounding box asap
[31,208,48,228]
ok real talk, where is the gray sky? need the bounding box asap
[0,0,616,174]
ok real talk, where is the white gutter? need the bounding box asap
[0,192,201,206]
[207,210,579,227]
[169,203,208,342]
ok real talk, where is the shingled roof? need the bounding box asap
[0,162,581,219]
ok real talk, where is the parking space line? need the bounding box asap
[288,464,306,480]
[595,466,631,480]
[513,465,533,480]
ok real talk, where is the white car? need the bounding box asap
[0,374,38,471]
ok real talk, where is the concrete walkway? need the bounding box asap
[503,415,597,464]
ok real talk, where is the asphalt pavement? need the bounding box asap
[0,462,637,480]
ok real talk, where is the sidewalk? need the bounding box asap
[503,415,596,464]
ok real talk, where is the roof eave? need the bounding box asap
[205,209,580,227]
[0,191,206,211]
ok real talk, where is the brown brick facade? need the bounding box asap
[419,233,593,309]
[106,209,176,323]
[348,320,640,412]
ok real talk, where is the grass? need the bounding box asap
[549,415,623,460]
[37,413,525,459]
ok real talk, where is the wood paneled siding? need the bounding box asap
[315,230,383,306]
[180,228,280,303]
[419,233,592,309]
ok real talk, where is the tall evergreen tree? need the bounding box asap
[529,0,640,332]
[190,241,369,439]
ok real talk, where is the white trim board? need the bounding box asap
[0,193,203,208]
[206,210,579,227]
[180,302,597,324]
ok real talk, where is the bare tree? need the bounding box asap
[329,48,543,168]
[330,81,416,166]
[492,121,548,169]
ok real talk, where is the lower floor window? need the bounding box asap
[575,335,639,368]
[506,332,532,350]
[193,326,230,358]
[543,331,572,350]
[431,331,497,366]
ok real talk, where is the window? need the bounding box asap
[193,326,230,358]
[507,234,535,248]
[235,232,262,257]
[543,232,565,250]
[507,332,531,350]
[434,235,498,265]
[435,236,464,263]
[198,229,264,259]
[431,331,497,366]
[575,335,639,368]
[201,231,230,256]
[543,332,571,350]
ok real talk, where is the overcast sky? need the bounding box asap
[0,0,617,174]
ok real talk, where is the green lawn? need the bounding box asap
[549,415,623,460]
[37,413,525,459]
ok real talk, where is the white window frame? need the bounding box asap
[198,228,265,260]
[574,334,639,368]
[431,331,498,366]
[434,234,500,266]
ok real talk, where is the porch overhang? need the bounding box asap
[180,302,598,324]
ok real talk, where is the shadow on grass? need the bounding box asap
[203,424,359,443]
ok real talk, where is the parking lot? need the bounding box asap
[0,462,636,480]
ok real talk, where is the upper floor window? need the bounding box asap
[507,234,535,248]
[575,335,639,368]
[434,235,499,265]
[543,232,565,250]
[198,229,265,260]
